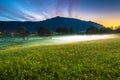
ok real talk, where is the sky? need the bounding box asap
[0,0,120,27]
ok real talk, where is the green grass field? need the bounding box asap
[0,34,120,80]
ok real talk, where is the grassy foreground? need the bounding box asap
[0,35,120,80]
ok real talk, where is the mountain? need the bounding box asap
[0,16,104,32]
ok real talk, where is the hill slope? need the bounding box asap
[0,16,104,32]
[0,36,120,80]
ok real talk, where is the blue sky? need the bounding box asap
[0,0,120,27]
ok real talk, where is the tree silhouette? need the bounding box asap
[69,27,75,34]
[16,27,30,40]
[99,28,113,34]
[0,28,4,35]
[115,26,120,33]
[56,27,71,34]
[38,26,51,36]
[86,26,98,34]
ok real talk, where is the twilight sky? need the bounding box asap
[0,0,120,27]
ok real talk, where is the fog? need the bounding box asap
[0,34,116,49]
[52,34,116,44]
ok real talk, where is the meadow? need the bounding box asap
[0,34,120,80]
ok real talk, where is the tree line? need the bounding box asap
[0,26,120,40]
[86,26,120,34]
[0,26,76,40]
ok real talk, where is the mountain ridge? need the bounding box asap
[0,16,105,32]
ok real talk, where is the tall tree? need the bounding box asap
[56,27,70,34]
[38,26,52,36]
[115,26,120,33]
[0,28,4,34]
[86,26,98,34]
[98,28,113,34]
[69,27,75,34]
[16,27,30,40]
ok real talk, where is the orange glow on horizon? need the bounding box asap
[78,18,119,29]
[93,19,120,29]
[76,13,120,29]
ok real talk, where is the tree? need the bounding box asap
[0,28,4,35]
[38,26,52,36]
[69,27,75,34]
[56,27,70,34]
[0,28,10,39]
[16,27,30,40]
[115,27,120,33]
[86,26,98,34]
[98,28,113,34]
